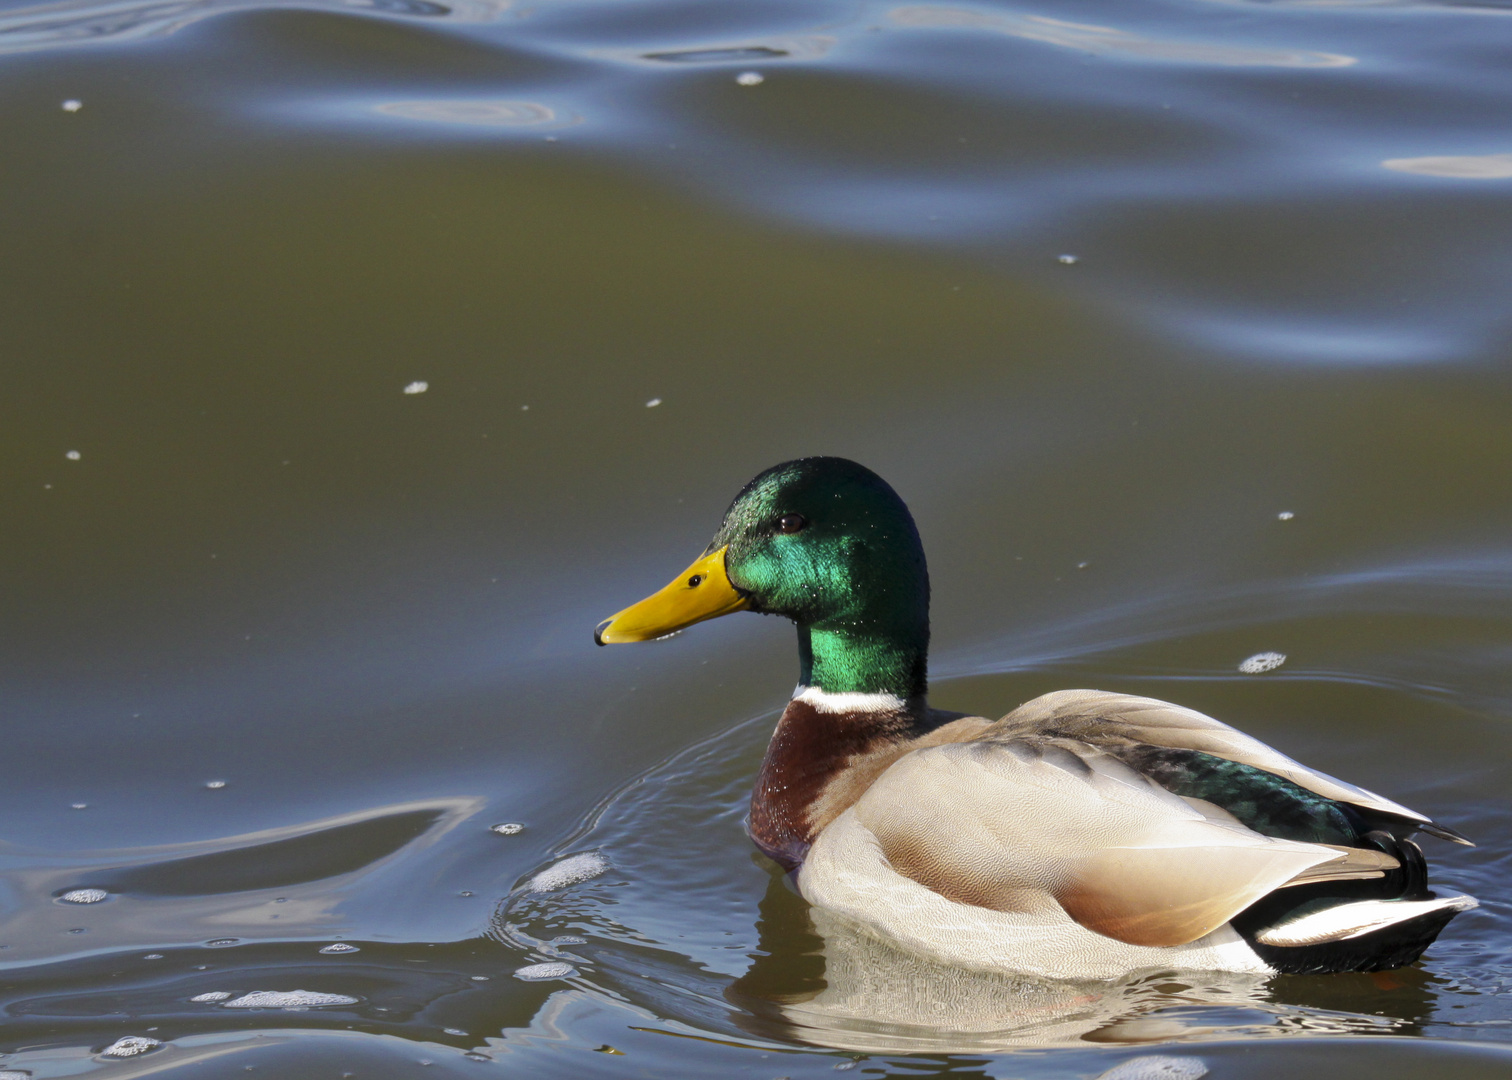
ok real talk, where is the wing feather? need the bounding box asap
[997,689,1436,827]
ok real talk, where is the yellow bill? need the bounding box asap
[595,546,749,645]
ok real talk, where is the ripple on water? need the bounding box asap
[0,0,511,53]
[373,101,560,127]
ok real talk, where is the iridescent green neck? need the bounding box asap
[797,614,929,700]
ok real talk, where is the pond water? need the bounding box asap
[1,0,1510,1073]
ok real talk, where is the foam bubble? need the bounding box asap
[0,1070,32,1079]
[205,780,226,789]
[490,822,524,836]
[513,961,576,981]
[62,99,82,112]
[60,888,107,904]
[526,851,608,892]
[319,943,360,954]
[404,381,429,394]
[223,990,360,1008]
[645,398,662,407]
[1095,1056,1209,1080]
[1238,651,1286,674]
[190,992,232,1002]
[1058,253,1079,264]
[65,450,81,461]
[1277,511,1295,521]
[101,1037,160,1058]
[735,71,764,85]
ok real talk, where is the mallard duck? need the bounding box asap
[595,457,1477,980]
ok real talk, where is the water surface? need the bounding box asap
[1,0,1510,1073]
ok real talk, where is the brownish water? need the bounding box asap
[1,0,1510,1074]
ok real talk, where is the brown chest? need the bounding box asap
[746,700,989,871]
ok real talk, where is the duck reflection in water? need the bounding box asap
[724,868,1444,1054]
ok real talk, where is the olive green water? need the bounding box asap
[2,0,1511,1074]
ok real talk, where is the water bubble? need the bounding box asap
[70,803,87,810]
[443,1028,469,1037]
[404,381,429,394]
[463,1053,490,1062]
[490,823,524,836]
[513,961,576,981]
[65,450,81,460]
[1057,254,1079,264]
[526,851,608,892]
[1238,651,1286,674]
[645,398,662,407]
[1095,1056,1208,1080]
[458,891,474,897]
[223,990,359,1008]
[1277,511,1295,521]
[190,992,232,1002]
[205,938,240,947]
[735,71,764,85]
[60,888,107,904]
[470,975,489,981]
[101,1037,160,1058]
[320,943,360,954]
[205,780,226,789]
[143,953,164,960]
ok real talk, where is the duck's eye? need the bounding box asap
[777,513,807,534]
[687,574,704,588]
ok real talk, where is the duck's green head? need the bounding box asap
[595,457,930,700]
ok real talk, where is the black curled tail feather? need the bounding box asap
[1361,830,1431,901]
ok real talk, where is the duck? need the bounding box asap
[594,457,1477,980]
